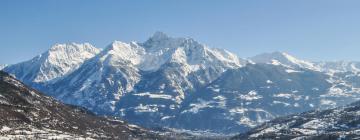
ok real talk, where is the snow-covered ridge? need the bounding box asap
[4,43,100,84]
[137,32,245,71]
[8,32,360,135]
[235,101,360,139]
[315,61,360,73]
[250,51,319,71]
[28,32,247,122]
[99,41,144,66]
[0,64,7,70]
[250,52,360,73]
[86,32,245,73]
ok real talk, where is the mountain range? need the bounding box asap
[3,32,360,135]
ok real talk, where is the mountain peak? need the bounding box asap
[250,51,295,62]
[105,41,128,51]
[143,32,203,52]
[4,43,101,83]
[250,51,318,70]
[105,41,144,54]
[0,64,7,70]
[49,43,98,53]
[100,41,144,65]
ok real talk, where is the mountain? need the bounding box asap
[171,63,336,134]
[0,64,7,70]
[164,53,360,134]
[315,61,360,73]
[233,101,360,140]
[115,32,246,127]
[0,71,162,139]
[6,32,360,135]
[45,41,143,114]
[4,43,100,87]
[38,32,246,129]
[250,52,319,71]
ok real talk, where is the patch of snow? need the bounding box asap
[271,60,281,65]
[1,126,11,131]
[312,87,319,91]
[302,119,328,130]
[181,99,215,114]
[266,80,273,84]
[213,95,226,101]
[134,104,160,113]
[286,69,302,73]
[320,99,337,106]
[161,116,175,120]
[273,101,291,106]
[325,86,350,97]
[237,90,263,101]
[291,128,318,135]
[250,124,286,138]
[133,92,173,100]
[212,88,220,92]
[274,93,293,99]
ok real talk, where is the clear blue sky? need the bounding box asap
[1,0,360,64]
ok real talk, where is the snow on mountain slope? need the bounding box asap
[171,63,334,134]
[251,52,360,75]
[250,52,319,71]
[233,101,360,140]
[40,32,245,114]
[171,63,360,134]
[0,64,7,70]
[315,61,360,73]
[45,41,142,114]
[139,32,244,72]
[0,71,162,139]
[29,32,248,132]
[248,52,360,102]
[4,43,100,85]
[136,32,245,97]
[9,32,360,135]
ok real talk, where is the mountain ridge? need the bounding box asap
[0,71,164,139]
[5,32,360,134]
[4,43,100,85]
[233,100,360,140]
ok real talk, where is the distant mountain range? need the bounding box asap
[3,32,360,135]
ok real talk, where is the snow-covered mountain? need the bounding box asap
[45,41,143,114]
[40,32,246,129]
[233,101,360,140]
[250,51,319,71]
[6,32,360,135]
[4,43,100,86]
[0,71,162,139]
[315,61,360,73]
[172,63,342,134]
[0,64,7,70]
